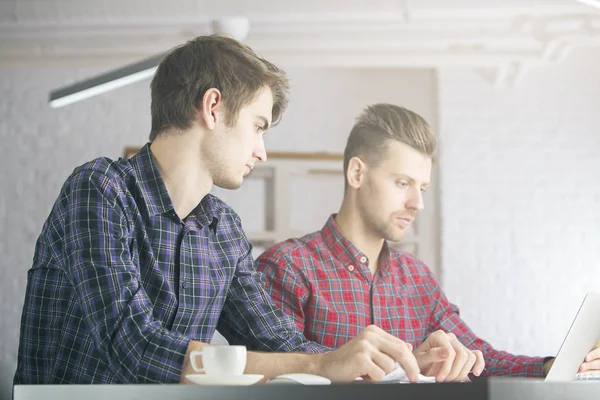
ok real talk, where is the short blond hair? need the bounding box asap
[343,103,436,175]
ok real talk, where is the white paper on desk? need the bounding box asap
[380,363,436,384]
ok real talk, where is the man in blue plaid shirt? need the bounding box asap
[14,35,442,384]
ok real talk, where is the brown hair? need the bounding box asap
[343,103,436,175]
[149,34,289,141]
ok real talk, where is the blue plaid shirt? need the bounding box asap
[15,143,327,384]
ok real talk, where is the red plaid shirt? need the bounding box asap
[256,215,545,377]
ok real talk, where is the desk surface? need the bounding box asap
[13,379,600,400]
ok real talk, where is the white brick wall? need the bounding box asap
[438,47,600,358]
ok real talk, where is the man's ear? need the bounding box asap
[346,156,367,189]
[198,88,223,130]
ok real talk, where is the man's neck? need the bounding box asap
[150,132,212,220]
[335,202,385,275]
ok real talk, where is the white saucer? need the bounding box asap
[185,374,264,386]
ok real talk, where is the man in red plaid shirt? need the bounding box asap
[256,103,600,381]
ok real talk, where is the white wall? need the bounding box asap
[438,48,600,357]
[0,67,436,378]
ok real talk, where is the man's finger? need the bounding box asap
[580,359,600,372]
[426,362,442,380]
[445,341,468,381]
[456,351,476,381]
[369,349,398,375]
[369,326,413,357]
[417,346,450,369]
[365,327,420,382]
[361,359,387,382]
[396,349,421,382]
[472,350,485,376]
[435,340,456,382]
[585,346,600,362]
[376,335,418,368]
[422,333,455,382]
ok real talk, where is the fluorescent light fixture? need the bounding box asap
[49,53,166,108]
[577,0,600,10]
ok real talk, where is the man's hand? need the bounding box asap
[413,330,485,382]
[316,325,420,382]
[578,340,600,374]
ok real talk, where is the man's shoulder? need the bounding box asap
[40,157,135,241]
[389,247,436,279]
[67,156,132,190]
[257,230,323,264]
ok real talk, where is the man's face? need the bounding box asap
[209,86,272,190]
[357,140,432,242]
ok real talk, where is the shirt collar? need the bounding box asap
[322,214,367,268]
[192,194,221,230]
[321,214,394,275]
[130,143,173,217]
[129,143,220,229]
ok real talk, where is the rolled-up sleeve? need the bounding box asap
[63,170,190,383]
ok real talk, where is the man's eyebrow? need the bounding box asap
[393,173,415,182]
[256,116,270,130]
[393,173,430,186]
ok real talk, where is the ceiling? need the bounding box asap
[1,0,599,86]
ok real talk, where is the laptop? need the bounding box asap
[545,291,600,381]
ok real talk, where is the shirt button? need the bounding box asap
[359,256,367,263]
[348,265,355,272]
[181,281,189,289]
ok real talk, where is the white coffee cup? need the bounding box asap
[190,345,247,375]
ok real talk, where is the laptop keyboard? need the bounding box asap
[575,371,600,381]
